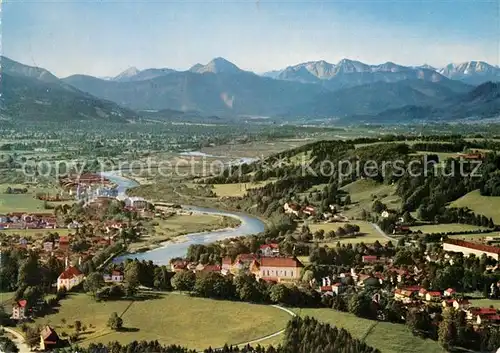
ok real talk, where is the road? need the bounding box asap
[370,222,396,241]
[201,305,296,352]
[1,327,31,353]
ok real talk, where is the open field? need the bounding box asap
[0,228,71,237]
[308,220,388,245]
[410,223,488,234]
[411,151,461,161]
[340,179,401,219]
[129,213,240,252]
[32,293,291,350]
[293,308,443,353]
[449,233,497,242]
[0,183,69,214]
[211,181,274,197]
[449,190,500,224]
[0,292,15,304]
[469,299,500,309]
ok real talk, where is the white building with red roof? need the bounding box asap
[11,300,27,320]
[260,243,280,257]
[250,256,304,282]
[57,266,84,291]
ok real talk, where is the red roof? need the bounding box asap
[260,243,279,250]
[40,326,59,344]
[470,307,497,315]
[59,236,69,243]
[199,265,221,272]
[320,286,332,292]
[15,300,27,308]
[444,239,500,255]
[445,288,456,294]
[256,257,304,268]
[111,270,123,276]
[427,291,441,297]
[222,257,232,265]
[362,255,378,262]
[419,288,428,294]
[59,266,83,280]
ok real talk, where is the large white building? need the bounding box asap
[443,239,500,261]
[57,266,85,291]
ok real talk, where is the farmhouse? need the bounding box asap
[40,326,60,351]
[104,270,124,283]
[283,202,300,217]
[443,239,500,261]
[221,254,257,275]
[250,256,304,282]
[260,243,279,256]
[57,266,84,291]
[425,291,442,302]
[125,197,149,210]
[394,288,416,303]
[11,300,27,320]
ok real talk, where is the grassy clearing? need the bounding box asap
[0,228,71,237]
[340,179,401,219]
[410,223,488,234]
[211,181,274,197]
[449,233,496,242]
[0,292,15,305]
[308,221,388,245]
[411,151,459,161]
[449,190,500,224]
[469,299,500,309]
[293,308,443,353]
[129,214,240,252]
[0,183,69,214]
[32,293,290,350]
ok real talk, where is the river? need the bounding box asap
[100,171,266,265]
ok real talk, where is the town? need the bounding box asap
[2,1,500,352]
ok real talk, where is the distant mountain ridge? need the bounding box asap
[1,56,136,122]
[265,59,500,86]
[3,55,500,124]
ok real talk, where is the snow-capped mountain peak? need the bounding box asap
[333,59,371,74]
[189,57,243,74]
[114,67,140,81]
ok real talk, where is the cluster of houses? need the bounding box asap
[393,284,500,326]
[170,243,305,283]
[11,264,124,322]
[284,202,349,222]
[0,212,58,230]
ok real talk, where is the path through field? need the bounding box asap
[371,223,396,241]
[2,327,31,353]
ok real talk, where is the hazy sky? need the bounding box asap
[3,0,499,77]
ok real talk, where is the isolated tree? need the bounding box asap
[124,261,141,292]
[83,272,104,299]
[74,320,82,333]
[372,200,386,214]
[107,312,123,331]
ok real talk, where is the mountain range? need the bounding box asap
[0,57,137,122]
[2,56,499,123]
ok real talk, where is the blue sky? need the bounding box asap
[3,0,499,77]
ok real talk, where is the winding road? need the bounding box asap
[2,326,30,353]
[370,222,396,241]
[200,305,296,352]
